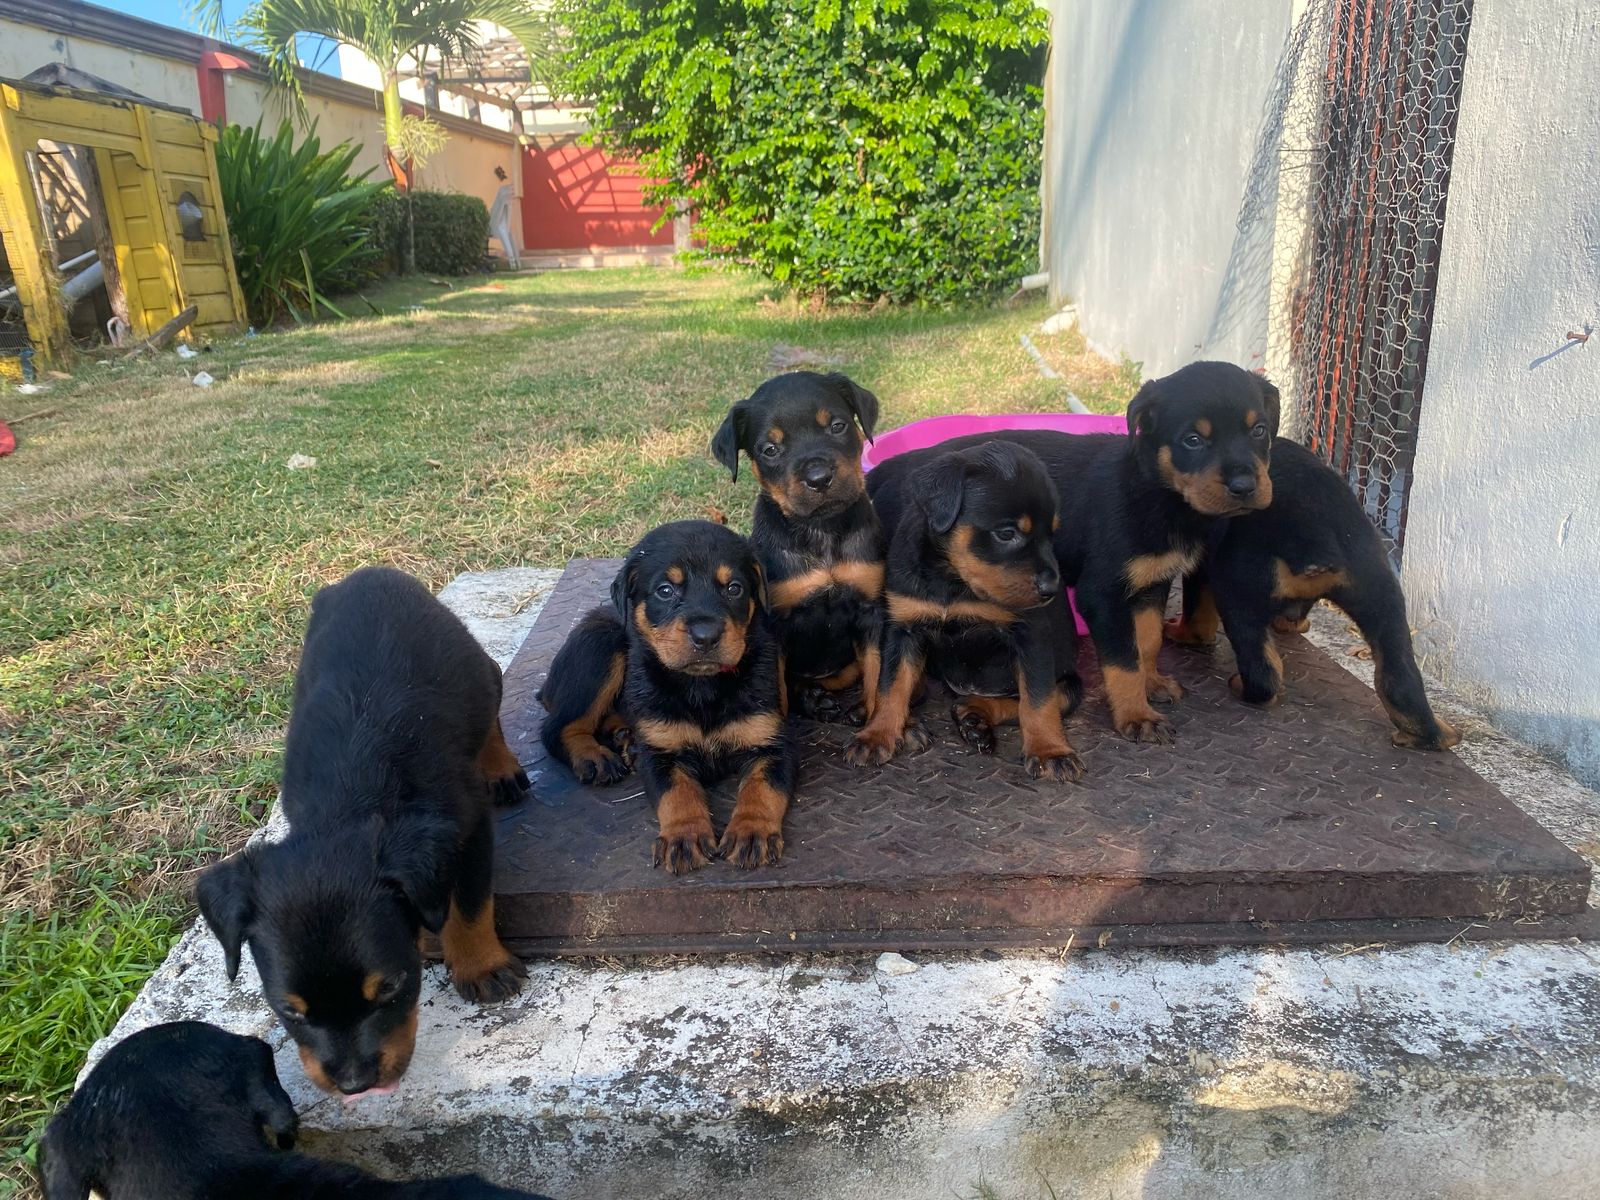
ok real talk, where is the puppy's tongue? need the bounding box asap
[341,1084,398,1105]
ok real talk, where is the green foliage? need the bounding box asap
[214,120,388,324]
[558,0,1049,304]
[360,186,412,278]
[408,191,490,275]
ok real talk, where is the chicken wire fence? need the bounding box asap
[1220,0,1476,566]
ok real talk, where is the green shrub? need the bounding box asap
[214,120,388,324]
[408,191,490,275]
[362,187,410,277]
[558,0,1049,304]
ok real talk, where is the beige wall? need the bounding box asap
[0,23,199,110]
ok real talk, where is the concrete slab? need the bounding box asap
[87,572,1600,1200]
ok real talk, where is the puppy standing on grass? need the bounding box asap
[866,362,1278,743]
[851,441,1086,781]
[1167,437,1461,751]
[38,1021,553,1199]
[197,567,528,1101]
[538,520,797,873]
[712,370,886,723]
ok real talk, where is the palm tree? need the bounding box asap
[196,0,557,270]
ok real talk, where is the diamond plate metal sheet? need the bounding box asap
[489,560,1592,955]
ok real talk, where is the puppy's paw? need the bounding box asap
[900,721,933,755]
[1271,615,1311,635]
[952,705,997,755]
[653,819,717,875]
[845,727,898,767]
[490,767,531,807]
[797,685,847,722]
[1146,673,1185,704]
[451,954,527,1005]
[1392,718,1461,752]
[606,724,636,768]
[1113,710,1175,744]
[1228,673,1281,706]
[1163,615,1216,647]
[572,746,631,786]
[1024,749,1086,783]
[718,819,784,870]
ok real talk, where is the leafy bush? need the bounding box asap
[559,0,1049,304]
[214,121,388,324]
[359,186,411,279]
[408,191,490,275]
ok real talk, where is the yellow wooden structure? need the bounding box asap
[0,77,247,364]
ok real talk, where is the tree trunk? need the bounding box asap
[382,71,418,274]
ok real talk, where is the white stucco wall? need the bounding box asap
[0,24,200,111]
[1041,0,1294,375]
[1402,0,1600,787]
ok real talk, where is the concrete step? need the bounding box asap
[86,570,1600,1200]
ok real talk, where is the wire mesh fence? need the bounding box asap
[1276,0,1477,565]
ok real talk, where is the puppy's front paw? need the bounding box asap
[952,705,997,755]
[845,727,897,767]
[1392,718,1461,751]
[451,954,527,1005]
[572,745,631,786]
[490,767,531,806]
[1228,673,1280,706]
[1024,749,1086,783]
[1271,615,1311,635]
[653,818,717,875]
[1113,709,1175,744]
[718,818,784,869]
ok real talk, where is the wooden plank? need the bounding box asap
[0,87,68,362]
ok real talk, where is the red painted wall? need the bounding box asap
[519,138,674,251]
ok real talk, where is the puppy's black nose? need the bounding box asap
[801,460,835,492]
[1226,474,1257,499]
[686,617,724,650]
[1035,570,1060,601]
[334,1066,378,1095]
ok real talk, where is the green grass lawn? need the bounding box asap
[0,267,1137,1194]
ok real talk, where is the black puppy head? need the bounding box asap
[40,1021,298,1197]
[611,519,765,675]
[196,824,447,1097]
[711,370,879,518]
[912,442,1062,611]
[1127,361,1279,516]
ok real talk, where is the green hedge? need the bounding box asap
[559,0,1049,304]
[409,191,490,275]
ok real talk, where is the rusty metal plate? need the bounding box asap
[490,560,1593,955]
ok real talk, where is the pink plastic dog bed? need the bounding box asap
[862,411,1129,635]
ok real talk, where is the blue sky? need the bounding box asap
[102,0,343,76]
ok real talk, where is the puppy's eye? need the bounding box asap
[1250,423,1269,440]
[760,443,781,460]
[373,975,405,1004]
[828,419,849,435]
[1181,432,1207,451]
[653,582,678,601]
[725,581,745,598]
[278,1008,306,1026]
[992,527,1019,544]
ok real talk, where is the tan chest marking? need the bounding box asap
[769,559,885,611]
[887,592,1019,627]
[634,711,784,755]
[1124,545,1204,594]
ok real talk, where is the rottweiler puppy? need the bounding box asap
[197,567,527,1101]
[865,361,1277,743]
[851,441,1085,780]
[711,370,886,723]
[38,1021,551,1199]
[538,520,797,873]
[1167,437,1461,750]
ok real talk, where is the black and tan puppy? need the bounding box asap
[1167,437,1460,750]
[197,567,527,1100]
[38,1021,551,1199]
[866,361,1277,743]
[712,370,886,723]
[851,441,1085,780]
[538,520,797,873]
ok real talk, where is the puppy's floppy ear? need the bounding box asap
[37,1121,91,1200]
[1255,373,1281,436]
[377,815,454,934]
[750,560,769,611]
[914,451,968,534]
[610,552,639,621]
[711,400,749,482]
[197,850,257,982]
[1126,379,1161,440]
[828,373,879,443]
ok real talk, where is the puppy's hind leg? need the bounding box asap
[1332,575,1460,751]
[442,807,526,1004]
